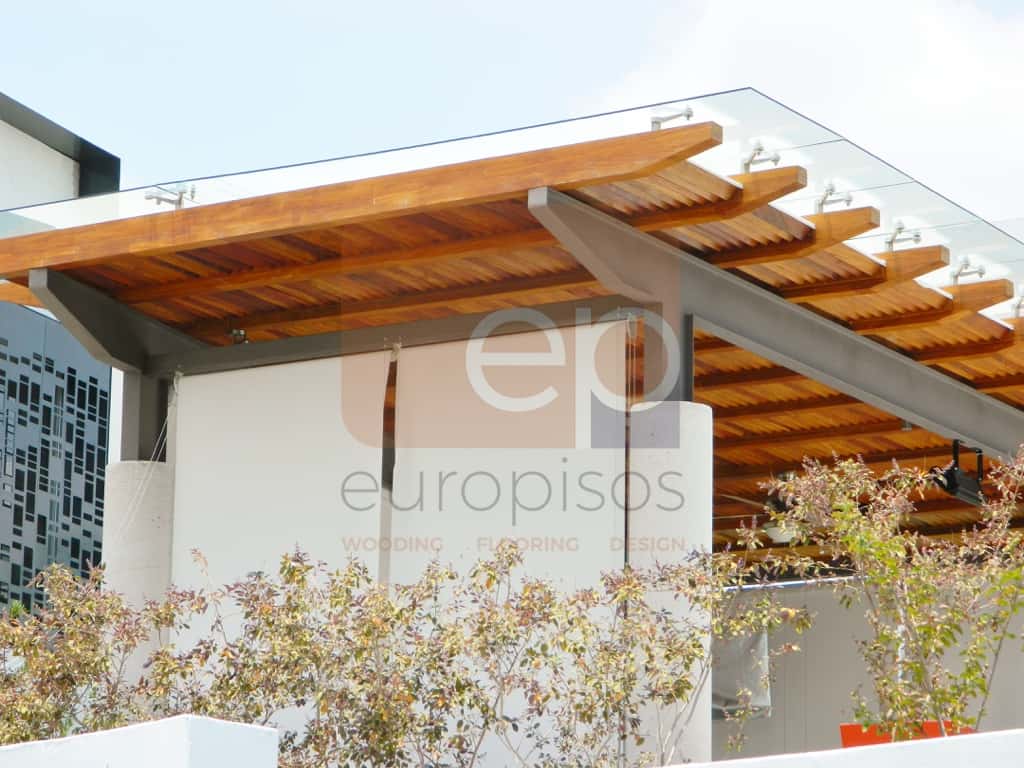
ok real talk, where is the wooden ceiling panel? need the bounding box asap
[574,160,738,215]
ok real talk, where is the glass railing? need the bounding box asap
[2,87,1023,317]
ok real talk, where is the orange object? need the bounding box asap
[839,721,974,747]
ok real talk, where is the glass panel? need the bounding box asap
[1,87,1022,315]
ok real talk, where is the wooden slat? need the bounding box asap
[914,336,1017,363]
[627,165,806,230]
[695,366,801,389]
[0,122,724,278]
[706,207,880,268]
[115,166,809,305]
[182,266,599,338]
[848,279,1013,332]
[780,246,949,300]
[709,393,860,419]
[0,281,40,307]
[115,228,556,304]
[716,418,911,450]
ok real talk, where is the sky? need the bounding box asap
[2,0,1023,224]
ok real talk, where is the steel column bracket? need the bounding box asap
[528,186,1024,457]
[28,268,205,372]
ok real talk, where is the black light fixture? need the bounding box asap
[931,439,985,507]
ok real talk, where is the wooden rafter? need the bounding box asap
[0,281,39,307]
[182,267,599,339]
[716,418,915,450]
[115,166,808,306]
[708,393,860,419]
[0,122,725,278]
[778,245,949,301]
[706,207,880,268]
[847,279,1013,333]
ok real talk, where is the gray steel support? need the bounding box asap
[528,186,1024,458]
[28,269,203,462]
[28,269,204,372]
[120,371,169,461]
[147,295,639,377]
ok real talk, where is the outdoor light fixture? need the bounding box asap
[930,439,985,507]
[814,182,853,214]
[144,184,196,209]
[650,106,693,130]
[951,255,986,285]
[229,328,248,345]
[741,142,781,173]
[884,220,922,252]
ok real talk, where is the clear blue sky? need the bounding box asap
[3,0,683,187]
[2,0,1023,224]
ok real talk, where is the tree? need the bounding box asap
[0,543,807,766]
[767,453,1024,740]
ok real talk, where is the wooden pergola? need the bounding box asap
[2,120,1023,552]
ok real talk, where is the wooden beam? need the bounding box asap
[0,281,40,307]
[114,166,809,306]
[913,335,1016,363]
[774,245,948,301]
[182,267,599,339]
[708,393,860,419]
[627,165,807,230]
[115,228,557,304]
[706,207,880,269]
[0,122,724,279]
[848,279,1013,333]
[715,445,956,485]
[695,365,802,390]
[716,418,912,450]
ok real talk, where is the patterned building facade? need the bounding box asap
[0,302,110,610]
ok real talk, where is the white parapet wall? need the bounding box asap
[0,715,278,768]
[694,728,1024,768]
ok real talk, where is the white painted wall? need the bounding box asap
[0,120,77,210]
[0,715,277,768]
[712,586,1024,759]
[699,727,1024,768]
[171,352,390,588]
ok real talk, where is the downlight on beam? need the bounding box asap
[931,439,985,507]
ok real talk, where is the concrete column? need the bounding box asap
[628,400,713,764]
[102,461,174,607]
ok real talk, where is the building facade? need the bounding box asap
[0,92,118,609]
[0,304,111,609]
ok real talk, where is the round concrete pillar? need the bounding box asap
[628,400,713,764]
[102,461,174,607]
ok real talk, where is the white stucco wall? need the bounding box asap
[702,727,1024,768]
[712,586,1024,759]
[0,715,277,768]
[0,119,77,210]
[170,351,390,588]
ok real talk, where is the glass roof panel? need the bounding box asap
[1,87,1021,316]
